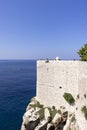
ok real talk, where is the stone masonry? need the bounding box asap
[36,60,87,129]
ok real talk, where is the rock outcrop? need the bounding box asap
[21,97,79,130]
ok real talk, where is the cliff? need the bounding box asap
[21,97,79,130]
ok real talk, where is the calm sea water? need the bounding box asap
[0,60,36,130]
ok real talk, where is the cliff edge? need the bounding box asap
[21,97,79,130]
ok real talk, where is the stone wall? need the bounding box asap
[77,62,87,129]
[36,60,79,109]
[36,60,87,129]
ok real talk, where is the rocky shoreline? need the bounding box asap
[21,97,79,130]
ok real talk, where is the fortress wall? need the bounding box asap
[75,62,87,130]
[78,62,87,106]
[36,61,55,106]
[36,60,87,129]
[36,60,79,109]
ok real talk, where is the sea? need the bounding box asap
[0,60,36,130]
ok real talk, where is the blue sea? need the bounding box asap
[0,60,36,130]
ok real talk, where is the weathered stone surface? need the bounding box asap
[52,113,61,124]
[63,113,74,130]
[21,99,42,130]
[21,98,80,130]
[44,108,51,122]
[24,118,40,130]
[24,108,34,117]
[47,123,55,130]
[35,120,48,130]
[62,111,68,123]
[62,111,68,117]
[23,117,29,127]
[22,103,40,130]
[52,113,62,130]
[33,107,41,115]
[21,124,26,130]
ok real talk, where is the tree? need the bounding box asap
[78,44,87,61]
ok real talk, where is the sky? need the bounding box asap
[0,0,87,60]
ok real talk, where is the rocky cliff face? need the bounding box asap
[21,97,79,130]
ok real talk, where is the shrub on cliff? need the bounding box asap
[30,101,43,108]
[63,92,75,105]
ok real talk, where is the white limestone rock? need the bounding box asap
[44,108,51,122]
[35,120,48,130]
[47,123,55,130]
[63,113,75,130]
[21,123,26,130]
[52,113,61,124]
[22,113,40,130]
[24,108,34,118]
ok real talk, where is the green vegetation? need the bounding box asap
[48,107,58,119]
[52,106,55,110]
[57,109,62,114]
[71,116,76,122]
[29,100,62,121]
[69,128,71,130]
[81,106,87,120]
[36,106,61,121]
[45,58,49,63]
[30,101,43,108]
[77,44,87,61]
[30,97,35,102]
[63,93,75,105]
[37,108,45,120]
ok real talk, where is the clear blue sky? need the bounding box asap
[0,0,87,59]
